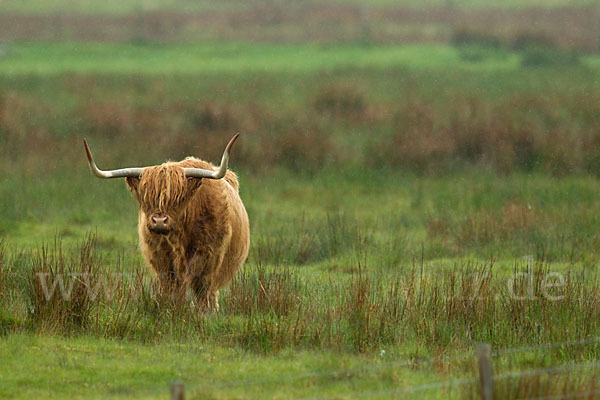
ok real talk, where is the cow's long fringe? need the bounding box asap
[138,162,188,213]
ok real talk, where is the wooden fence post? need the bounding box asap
[171,381,185,400]
[477,343,493,400]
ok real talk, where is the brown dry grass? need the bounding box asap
[372,94,600,176]
[313,84,367,120]
[2,80,600,176]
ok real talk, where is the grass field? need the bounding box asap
[2,20,600,400]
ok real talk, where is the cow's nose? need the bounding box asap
[150,214,170,230]
[151,215,168,224]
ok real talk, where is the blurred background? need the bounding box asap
[1,0,599,172]
[1,0,600,252]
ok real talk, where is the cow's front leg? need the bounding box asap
[156,261,176,295]
[189,270,219,311]
[187,252,223,312]
[144,250,177,296]
[165,239,192,295]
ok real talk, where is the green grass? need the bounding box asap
[0,334,475,399]
[0,42,528,75]
[2,42,598,76]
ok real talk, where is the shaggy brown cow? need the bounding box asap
[83,134,249,310]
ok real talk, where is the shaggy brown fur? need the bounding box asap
[126,157,249,310]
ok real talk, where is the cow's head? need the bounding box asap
[83,134,240,235]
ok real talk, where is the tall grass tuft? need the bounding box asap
[224,263,300,317]
[0,240,16,335]
[343,263,403,352]
[27,234,101,333]
[0,239,6,304]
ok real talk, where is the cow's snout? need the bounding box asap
[149,214,171,234]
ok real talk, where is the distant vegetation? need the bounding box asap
[0,0,597,15]
[0,3,597,51]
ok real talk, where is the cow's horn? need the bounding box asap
[83,139,146,179]
[183,133,240,180]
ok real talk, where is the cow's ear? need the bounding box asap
[126,177,140,192]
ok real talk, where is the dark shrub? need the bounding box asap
[184,102,238,132]
[513,34,580,67]
[313,84,366,118]
[268,116,336,172]
[452,30,503,48]
[520,46,580,67]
